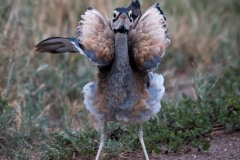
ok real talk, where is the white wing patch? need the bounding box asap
[70,41,85,55]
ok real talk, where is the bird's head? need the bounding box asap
[112,8,133,34]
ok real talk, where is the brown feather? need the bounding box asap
[77,8,114,62]
[129,3,170,70]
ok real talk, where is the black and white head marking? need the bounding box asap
[112,8,133,33]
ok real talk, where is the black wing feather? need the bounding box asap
[36,37,80,53]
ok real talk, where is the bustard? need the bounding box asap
[36,0,170,159]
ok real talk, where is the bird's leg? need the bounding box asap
[95,120,107,160]
[137,124,150,160]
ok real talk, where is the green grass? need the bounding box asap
[1,66,239,159]
[0,0,240,159]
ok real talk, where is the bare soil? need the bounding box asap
[157,132,240,160]
[112,132,240,160]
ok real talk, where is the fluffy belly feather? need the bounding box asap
[82,72,165,124]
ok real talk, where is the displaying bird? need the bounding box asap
[36,0,170,159]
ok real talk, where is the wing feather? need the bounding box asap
[129,3,170,71]
[77,7,114,62]
[35,37,83,54]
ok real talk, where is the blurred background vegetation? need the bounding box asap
[0,0,239,159]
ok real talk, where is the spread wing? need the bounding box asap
[77,7,114,65]
[36,37,82,54]
[36,7,114,67]
[129,3,170,72]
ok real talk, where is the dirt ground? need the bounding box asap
[113,132,240,160]
[159,132,240,160]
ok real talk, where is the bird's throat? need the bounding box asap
[113,32,130,68]
[106,32,136,108]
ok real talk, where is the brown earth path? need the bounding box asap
[111,132,240,160]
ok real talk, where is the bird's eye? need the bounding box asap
[130,13,132,18]
[113,13,117,18]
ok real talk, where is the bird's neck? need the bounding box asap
[113,32,130,68]
[106,32,136,107]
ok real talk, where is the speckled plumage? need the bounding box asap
[82,32,165,124]
[35,1,170,159]
[129,3,170,71]
[83,72,164,124]
[77,8,114,63]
